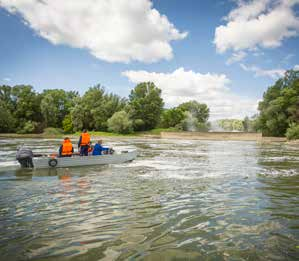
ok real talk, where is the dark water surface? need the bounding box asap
[0,138,298,260]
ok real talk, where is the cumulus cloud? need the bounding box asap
[0,0,187,63]
[214,0,299,53]
[122,68,258,119]
[240,63,285,78]
[294,64,299,70]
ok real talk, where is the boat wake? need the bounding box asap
[0,161,20,172]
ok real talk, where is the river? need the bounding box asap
[0,138,298,260]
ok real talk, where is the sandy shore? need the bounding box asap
[160,131,291,142]
[161,131,264,141]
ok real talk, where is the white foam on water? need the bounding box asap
[259,168,299,177]
[0,160,20,171]
[261,156,299,162]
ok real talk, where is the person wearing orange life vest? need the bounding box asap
[59,137,74,157]
[78,129,90,156]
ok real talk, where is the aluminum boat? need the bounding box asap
[16,148,137,169]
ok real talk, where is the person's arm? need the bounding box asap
[102,145,109,151]
[59,145,62,157]
[72,146,74,153]
[78,135,82,148]
[99,144,109,152]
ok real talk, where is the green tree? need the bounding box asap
[17,121,38,134]
[40,89,77,128]
[286,123,299,140]
[11,85,42,132]
[93,92,127,130]
[0,85,14,111]
[71,85,126,131]
[257,70,299,136]
[177,101,209,123]
[107,111,133,134]
[0,85,16,132]
[217,119,245,131]
[62,114,74,133]
[174,101,210,131]
[177,111,210,132]
[160,107,185,128]
[128,82,164,131]
[0,100,16,132]
[242,115,259,132]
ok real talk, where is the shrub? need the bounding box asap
[62,114,74,133]
[17,121,38,134]
[286,123,299,140]
[132,119,144,131]
[160,108,185,128]
[107,111,133,134]
[43,127,64,136]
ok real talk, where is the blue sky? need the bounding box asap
[0,0,298,119]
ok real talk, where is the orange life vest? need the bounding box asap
[80,133,90,146]
[61,140,73,156]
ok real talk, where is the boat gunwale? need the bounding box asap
[31,150,137,169]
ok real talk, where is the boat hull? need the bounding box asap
[32,150,137,169]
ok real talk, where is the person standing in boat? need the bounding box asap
[59,137,74,157]
[92,140,109,156]
[78,129,91,156]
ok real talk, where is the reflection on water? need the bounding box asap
[0,138,298,260]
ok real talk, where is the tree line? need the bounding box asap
[216,117,257,132]
[0,69,298,138]
[256,70,299,139]
[216,70,298,139]
[0,82,210,134]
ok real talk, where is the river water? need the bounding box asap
[0,138,298,260]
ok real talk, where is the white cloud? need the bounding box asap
[214,0,299,53]
[3,77,11,82]
[240,63,285,78]
[240,63,299,77]
[0,0,187,63]
[122,68,258,119]
[226,51,247,65]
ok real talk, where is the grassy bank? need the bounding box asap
[0,129,297,142]
[0,128,176,139]
[0,132,136,139]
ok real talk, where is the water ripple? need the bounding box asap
[0,138,298,260]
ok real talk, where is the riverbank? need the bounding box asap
[0,129,164,139]
[0,130,297,142]
[161,131,263,141]
[160,131,298,143]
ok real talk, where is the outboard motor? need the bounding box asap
[16,147,34,168]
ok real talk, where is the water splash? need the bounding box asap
[183,111,198,132]
[209,121,225,132]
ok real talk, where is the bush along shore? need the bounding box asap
[0,70,298,140]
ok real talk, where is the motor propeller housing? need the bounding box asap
[16,148,34,168]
